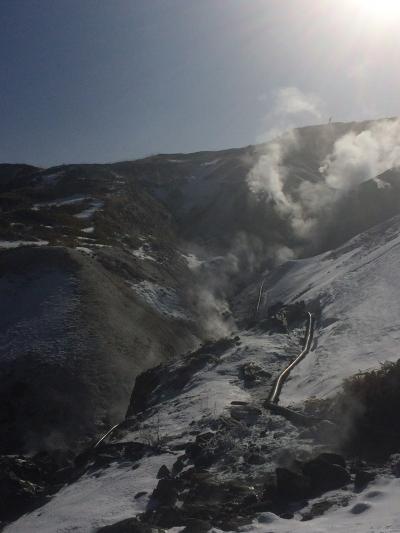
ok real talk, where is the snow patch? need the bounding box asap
[131,244,155,262]
[128,281,188,321]
[74,200,104,219]
[0,240,48,249]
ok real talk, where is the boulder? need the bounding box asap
[96,518,152,532]
[151,478,179,506]
[275,467,311,501]
[303,457,351,493]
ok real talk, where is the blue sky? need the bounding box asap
[1,0,399,166]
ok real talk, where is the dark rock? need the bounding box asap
[242,500,273,515]
[96,517,152,532]
[193,451,217,470]
[303,458,351,493]
[301,499,335,520]
[185,443,202,459]
[240,362,272,387]
[350,502,371,514]
[354,469,376,492]
[181,518,211,532]
[245,453,265,465]
[275,467,311,501]
[316,453,346,469]
[230,405,262,425]
[157,465,170,479]
[134,491,147,499]
[195,432,215,446]
[151,478,179,506]
[147,505,185,528]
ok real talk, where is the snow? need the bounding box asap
[208,476,400,533]
[263,214,400,404]
[201,158,220,166]
[75,247,93,255]
[5,454,176,533]
[0,240,48,249]
[119,330,297,444]
[33,194,91,210]
[128,281,189,321]
[131,244,155,261]
[181,252,203,269]
[74,200,104,219]
[39,170,65,185]
[81,227,95,234]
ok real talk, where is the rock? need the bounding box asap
[245,453,265,465]
[156,465,170,479]
[240,362,271,387]
[151,478,179,506]
[275,467,311,501]
[303,458,351,493]
[350,502,371,514]
[316,453,346,469]
[230,405,262,425]
[185,443,202,459]
[354,470,376,492]
[313,420,340,444]
[181,518,211,532]
[134,491,147,499]
[301,499,335,520]
[148,505,184,528]
[96,517,152,532]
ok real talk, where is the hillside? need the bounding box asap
[1,118,400,531]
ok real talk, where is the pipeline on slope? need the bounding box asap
[269,311,314,405]
[255,278,266,317]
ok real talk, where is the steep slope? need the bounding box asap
[6,212,400,532]
[236,213,400,404]
[1,117,400,462]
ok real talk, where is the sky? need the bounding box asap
[1,0,400,167]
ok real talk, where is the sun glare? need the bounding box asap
[352,0,400,22]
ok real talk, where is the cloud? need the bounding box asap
[275,87,323,119]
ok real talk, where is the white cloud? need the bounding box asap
[275,87,323,119]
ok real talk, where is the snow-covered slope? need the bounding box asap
[7,214,400,532]
[262,213,400,404]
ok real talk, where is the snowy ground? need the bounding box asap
[5,215,400,532]
[262,214,400,404]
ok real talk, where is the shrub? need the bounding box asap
[335,360,400,458]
